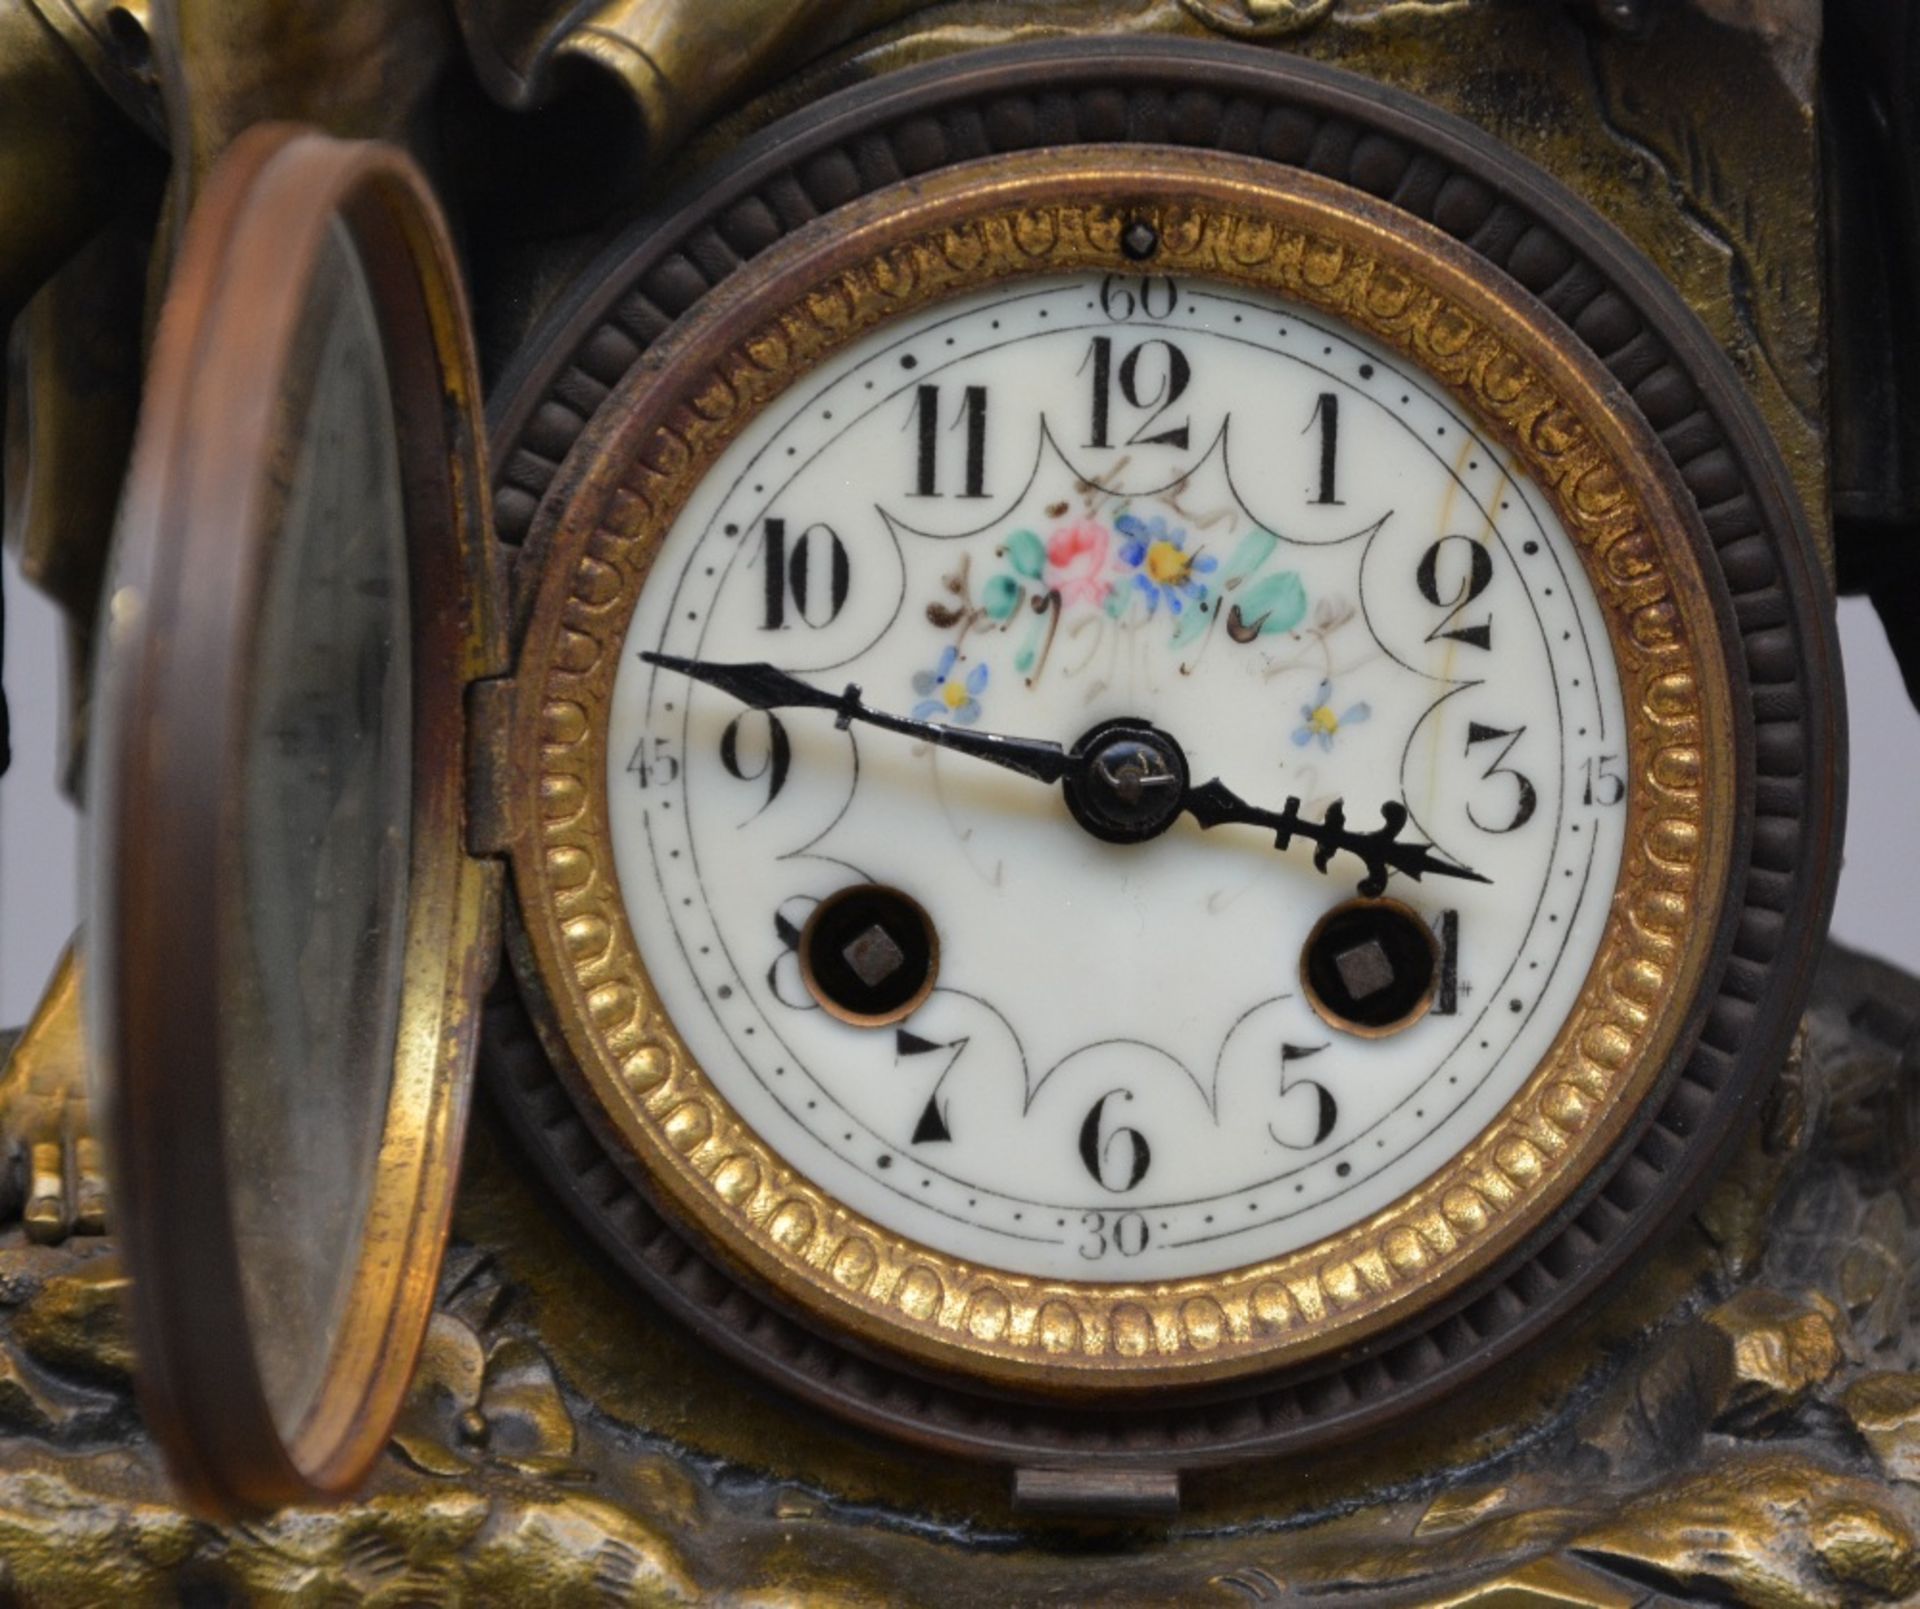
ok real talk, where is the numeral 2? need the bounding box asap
[1417,535,1493,651]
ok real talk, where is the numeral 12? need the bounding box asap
[1083,335,1192,450]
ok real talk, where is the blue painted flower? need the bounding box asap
[912,645,989,724]
[1293,679,1370,751]
[1113,512,1218,617]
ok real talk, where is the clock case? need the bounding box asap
[88,39,1841,1518]
[479,39,1841,1492]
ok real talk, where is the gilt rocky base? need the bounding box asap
[0,941,1912,1604]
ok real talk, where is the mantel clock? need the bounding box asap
[5,1,1907,1599]
[85,37,1839,1511]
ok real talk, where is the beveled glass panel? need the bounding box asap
[219,218,412,1442]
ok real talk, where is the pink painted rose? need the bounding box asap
[1046,519,1112,607]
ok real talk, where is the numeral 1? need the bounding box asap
[1307,392,1343,505]
[1086,334,1113,449]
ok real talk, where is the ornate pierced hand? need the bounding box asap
[641,653,1483,892]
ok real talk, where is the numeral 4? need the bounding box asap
[1432,909,1461,1016]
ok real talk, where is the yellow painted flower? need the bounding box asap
[1146,539,1192,586]
[1115,513,1217,618]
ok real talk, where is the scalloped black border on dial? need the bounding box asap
[481,37,1843,1470]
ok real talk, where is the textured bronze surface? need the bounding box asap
[0,0,1856,1592]
[0,943,1909,1602]
[0,947,105,1246]
[652,0,1831,570]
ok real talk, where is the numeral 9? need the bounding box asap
[719,710,791,818]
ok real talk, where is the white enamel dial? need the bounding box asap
[606,271,1627,1283]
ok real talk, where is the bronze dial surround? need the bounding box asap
[483,40,1840,1468]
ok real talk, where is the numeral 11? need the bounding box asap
[911,384,988,499]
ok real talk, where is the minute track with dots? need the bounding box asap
[608,270,1628,1282]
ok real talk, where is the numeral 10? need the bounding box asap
[760,518,850,630]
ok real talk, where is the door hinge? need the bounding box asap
[465,675,521,858]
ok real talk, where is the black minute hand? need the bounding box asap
[640,652,1076,785]
[1180,777,1489,898]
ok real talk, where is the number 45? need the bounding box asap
[627,736,678,789]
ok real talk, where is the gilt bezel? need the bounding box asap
[504,149,1732,1391]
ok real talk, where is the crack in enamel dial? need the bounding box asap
[509,153,1732,1387]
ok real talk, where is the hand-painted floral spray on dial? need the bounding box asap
[607,271,1627,1282]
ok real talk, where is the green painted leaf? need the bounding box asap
[1234,571,1307,636]
[1004,528,1046,580]
[983,574,1023,620]
[1171,600,1213,648]
[1219,528,1279,588]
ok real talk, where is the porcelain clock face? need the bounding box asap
[605,267,1630,1284]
